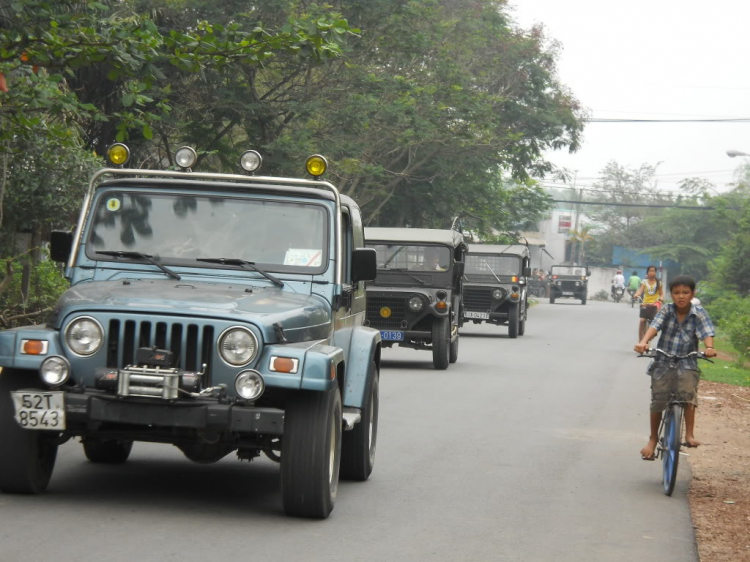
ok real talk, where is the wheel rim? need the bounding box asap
[329,409,337,485]
[662,414,677,493]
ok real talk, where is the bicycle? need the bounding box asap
[638,348,713,496]
[629,290,639,308]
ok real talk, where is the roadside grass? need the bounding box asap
[701,332,750,387]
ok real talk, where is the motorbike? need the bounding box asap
[612,286,625,303]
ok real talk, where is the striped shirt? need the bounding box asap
[648,303,715,376]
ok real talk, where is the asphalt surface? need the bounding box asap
[0,298,698,562]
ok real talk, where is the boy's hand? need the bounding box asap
[634,343,649,354]
[705,348,717,358]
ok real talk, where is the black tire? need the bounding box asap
[0,370,58,494]
[662,405,683,496]
[341,364,379,481]
[281,388,342,518]
[518,307,526,336]
[83,439,133,464]
[581,293,587,305]
[449,328,459,363]
[550,293,556,304]
[432,317,450,370]
[508,304,519,339]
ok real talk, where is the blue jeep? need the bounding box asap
[0,147,380,519]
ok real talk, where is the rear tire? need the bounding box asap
[432,318,450,370]
[83,439,133,464]
[550,293,556,304]
[281,388,342,518]
[581,293,587,305]
[341,364,379,481]
[0,370,58,494]
[449,329,459,363]
[662,404,683,496]
[518,309,526,336]
[508,304,519,339]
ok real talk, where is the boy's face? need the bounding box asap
[671,284,695,309]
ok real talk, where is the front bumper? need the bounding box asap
[61,391,284,435]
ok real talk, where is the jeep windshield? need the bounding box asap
[552,266,586,277]
[465,254,520,278]
[86,191,328,274]
[367,243,452,272]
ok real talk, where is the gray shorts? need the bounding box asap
[650,368,700,413]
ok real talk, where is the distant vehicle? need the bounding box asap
[365,228,466,370]
[549,264,590,305]
[0,146,381,519]
[462,244,531,338]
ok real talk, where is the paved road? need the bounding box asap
[0,299,697,562]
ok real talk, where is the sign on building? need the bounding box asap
[558,213,572,233]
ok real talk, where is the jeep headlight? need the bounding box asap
[218,327,258,366]
[492,288,505,300]
[409,295,424,312]
[556,280,562,285]
[575,281,581,286]
[65,317,103,356]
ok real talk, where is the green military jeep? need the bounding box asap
[462,244,531,338]
[0,146,380,519]
[549,264,590,304]
[364,228,466,370]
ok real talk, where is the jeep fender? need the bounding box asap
[0,327,65,372]
[340,326,381,409]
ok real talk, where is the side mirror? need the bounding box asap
[523,267,531,277]
[50,231,73,263]
[352,248,377,283]
[453,261,465,279]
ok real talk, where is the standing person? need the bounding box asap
[634,275,717,460]
[628,270,641,299]
[634,265,664,340]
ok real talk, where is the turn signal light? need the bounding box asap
[511,276,518,282]
[21,339,48,355]
[435,301,447,310]
[269,356,299,374]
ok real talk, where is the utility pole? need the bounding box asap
[570,171,581,263]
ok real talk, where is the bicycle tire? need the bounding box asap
[662,404,683,496]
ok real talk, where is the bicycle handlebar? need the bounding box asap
[637,348,714,363]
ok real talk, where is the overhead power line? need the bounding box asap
[551,199,714,210]
[588,117,750,123]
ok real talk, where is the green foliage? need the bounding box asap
[705,294,750,367]
[0,255,68,329]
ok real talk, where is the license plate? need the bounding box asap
[464,311,490,319]
[11,391,66,430]
[562,292,574,296]
[380,330,404,341]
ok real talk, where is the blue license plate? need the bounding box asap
[380,330,404,341]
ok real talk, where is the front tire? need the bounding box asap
[508,304,519,339]
[662,405,683,496]
[281,388,342,518]
[341,364,379,481]
[550,292,556,304]
[518,307,526,336]
[83,439,133,464]
[0,370,58,494]
[432,318,450,370]
[581,293,587,305]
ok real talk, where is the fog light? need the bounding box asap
[240,150,262,173]
[409,296,424,311]
[40,356,71,386]
[235,370,265,400]
[107,143,130,166]
[175,146,198,169]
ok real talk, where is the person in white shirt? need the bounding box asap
[611,269,626,298]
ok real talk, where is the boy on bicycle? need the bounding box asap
[633,275,717,460]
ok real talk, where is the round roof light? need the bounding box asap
[240,150,262,173]
[175,146,198,169]
[305,154,328,178]
[107,143,130,166]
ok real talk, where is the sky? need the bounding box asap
[510,0,750,196]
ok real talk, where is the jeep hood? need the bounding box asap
[55,279,332,340]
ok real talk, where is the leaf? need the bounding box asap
[142,124,153,139]
[121,93,135,107]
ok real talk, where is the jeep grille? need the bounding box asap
[366,295,407,329]
[463,286,494,311]
[106,319,214,381]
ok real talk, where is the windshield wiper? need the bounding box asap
[196,258,284,288]
[385,268,427,285]
[484,262,503,285]
[95,251,181,280]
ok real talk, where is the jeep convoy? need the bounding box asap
[0,147,381,519]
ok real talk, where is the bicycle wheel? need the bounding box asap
[662,404,683,496]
